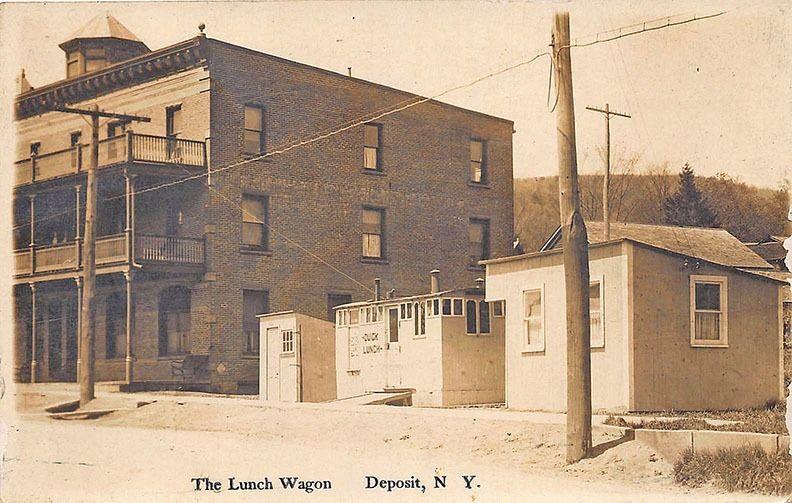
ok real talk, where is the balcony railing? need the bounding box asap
[14,133,206,186]
[13,234,205,276]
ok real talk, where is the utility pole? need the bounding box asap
[552,11,592,464]
[47,105,150,407]
[585,104,630,240]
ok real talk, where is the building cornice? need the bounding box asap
[15,36,207,120]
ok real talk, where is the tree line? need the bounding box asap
[514,161,789,252]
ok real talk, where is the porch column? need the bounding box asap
[75,277,82,383]
[124,171,136,265]
[29,283,37,383]
[75,185,82,269]
[124,271,134,384]
[29,194,35,273]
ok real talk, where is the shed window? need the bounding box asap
[465,300,477,334]
[493,300,505,317]
[690,276,728,346]
[282,330,295,354]
[453,298,463,316]
[478,301,491,334]
[442,298,452,316]
[590,281,604,348]
[523,289,544,352]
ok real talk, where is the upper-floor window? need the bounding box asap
[690,275,728,347]
[362,207,385,259]
[84,48,108,73]
[30,142,41,156]
[244,105,265,154]
[470,139,487,183]
[468,218,490,267]
[166,105,183,138]
[242,194,269,250]
[66,51,80,78]
[363,124,381,170]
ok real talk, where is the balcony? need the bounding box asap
[14,133,206,187]
[13,234,205,278]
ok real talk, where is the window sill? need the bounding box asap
[361,169,386,177]
[240,246,272,256]
[346,369,360,374]
[157,354,189,361]
[413,335,427,340]
[468,181,492,189]
[242,152,270,161]
[521,348,545,355]
[691,343,729,348]
[241,353,260,359]
[361,257,389,265]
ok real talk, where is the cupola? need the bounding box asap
[59,13,150,79]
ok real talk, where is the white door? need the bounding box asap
[386,307,402,387]
[266,327,281,400]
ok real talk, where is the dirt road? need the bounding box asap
[0,391,781,502]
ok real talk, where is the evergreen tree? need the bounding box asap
[662,163,719,227]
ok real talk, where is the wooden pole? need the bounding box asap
[585,104,630,240]
[553,11,593,463]
[79,105,99,407]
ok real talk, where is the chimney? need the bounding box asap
[430,269,440,293]
[475,277,485,291]
[374,278,381,301]
[16,70,33,94]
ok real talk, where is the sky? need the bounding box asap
[2,0,790,189]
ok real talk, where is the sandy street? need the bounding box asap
[0,391,781,503]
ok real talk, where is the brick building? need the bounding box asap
[12,14,514,393]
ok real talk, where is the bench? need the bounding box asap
[170,354,209,380]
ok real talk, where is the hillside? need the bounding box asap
[514,174,788,252]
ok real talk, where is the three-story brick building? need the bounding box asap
[12,14,514,393]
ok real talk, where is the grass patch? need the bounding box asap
[608,402,788,435]
[673,446,792,495]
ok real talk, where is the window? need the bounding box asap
[105,291,126,359]
[453,298,463,316]
[523,289,544,352]
[107,121,127,159]
[243,290,269,354]
[244,105,265,154]
[470,140,487,183]
[590,282,604,348]
[493,300,505,317]
[30,142,40,156]
[431,299,440,317]
[465,300,477,334]
[84,48,107,73]
[362,207,384,259]
[414,302,425,337]
[328,293,352,322]
[242,194,268,249]
[336,309,346,326]
[442,299,452,316]
[349,309,359,325]
[66,51,80,78]
[70,131,82,168]
[166,105,183,159]
[478,301,491,334]
[282,330,295,354]
[690,276,728,346]
[469,219,490,267]
[363,123,381,170]
[158,286,191,356]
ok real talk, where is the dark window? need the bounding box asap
[70,131,82,168]
[327,293,353,322]
[470,140,487,183]
[166,105,183,138]
[442,298,452,316]
[363,123,381,170]
[244,105,265,154]
[493,300,504,317]
[362,207,384,258]
[453,298,463,316]
[242,194,268,249]
[243,290,269,354]
[158,286,191,356]
[107,121,128,160]
[105,291,126,359]
[30,142,40,156]
[479,301,491,334]
[466,300,477,334]
[469,218,490,266]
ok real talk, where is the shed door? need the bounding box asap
[266,326,281,400]
[386,307,402,387]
